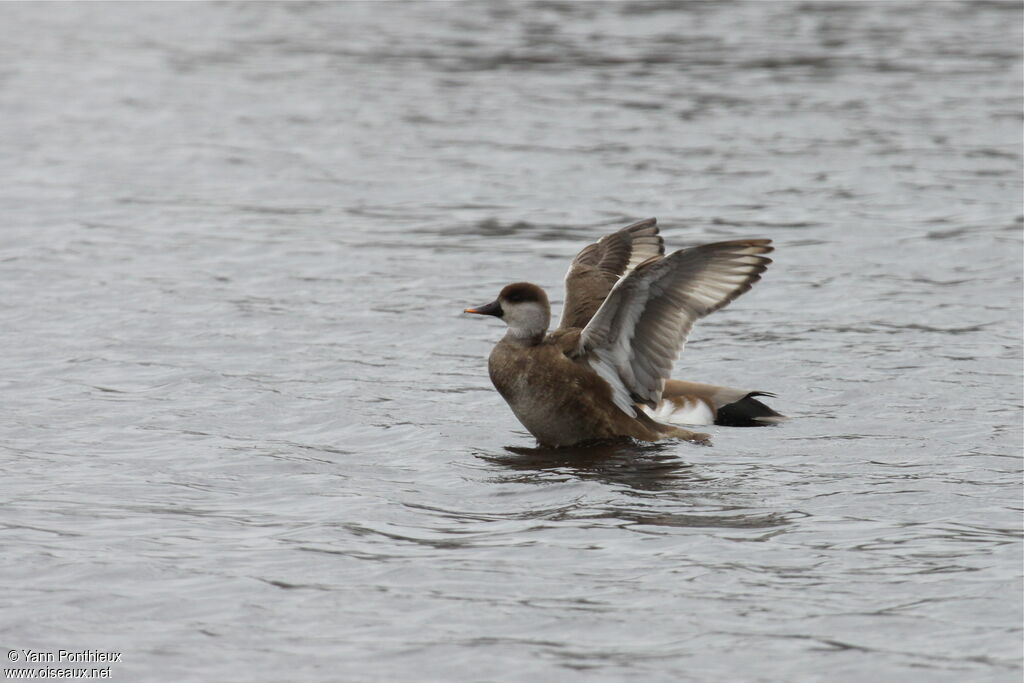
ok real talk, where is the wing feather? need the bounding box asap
[577,239,774,416]
[558,218,664,330]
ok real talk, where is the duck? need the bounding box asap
[464,217,783,447]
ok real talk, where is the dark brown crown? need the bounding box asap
[499,282,548,305]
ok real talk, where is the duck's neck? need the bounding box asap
[503,325,546,345]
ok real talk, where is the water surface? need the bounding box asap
[1,2,1021,681]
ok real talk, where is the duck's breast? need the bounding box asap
[488,340,620,446]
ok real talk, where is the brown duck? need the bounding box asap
[465,218,783,447]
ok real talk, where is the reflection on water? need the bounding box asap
[481,442,797,530]
[491,440,691,489]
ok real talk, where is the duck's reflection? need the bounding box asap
[480,438,697,492]
[478,439,796,531]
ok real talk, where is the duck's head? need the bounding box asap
[465,282,550,338]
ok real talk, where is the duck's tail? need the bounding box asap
[645,379,787,427]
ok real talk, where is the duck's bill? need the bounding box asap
[464,300,502,317]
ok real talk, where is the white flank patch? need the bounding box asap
[643,397,715,426]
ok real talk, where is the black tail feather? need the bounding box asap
[714,393,785,427]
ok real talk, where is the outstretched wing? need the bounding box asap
[558,218,664,330]
[577,239,774,416]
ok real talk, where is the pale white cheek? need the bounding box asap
[504,302,550,336]
[643,397,715,425]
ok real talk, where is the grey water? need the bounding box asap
[1,2,1021,681]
